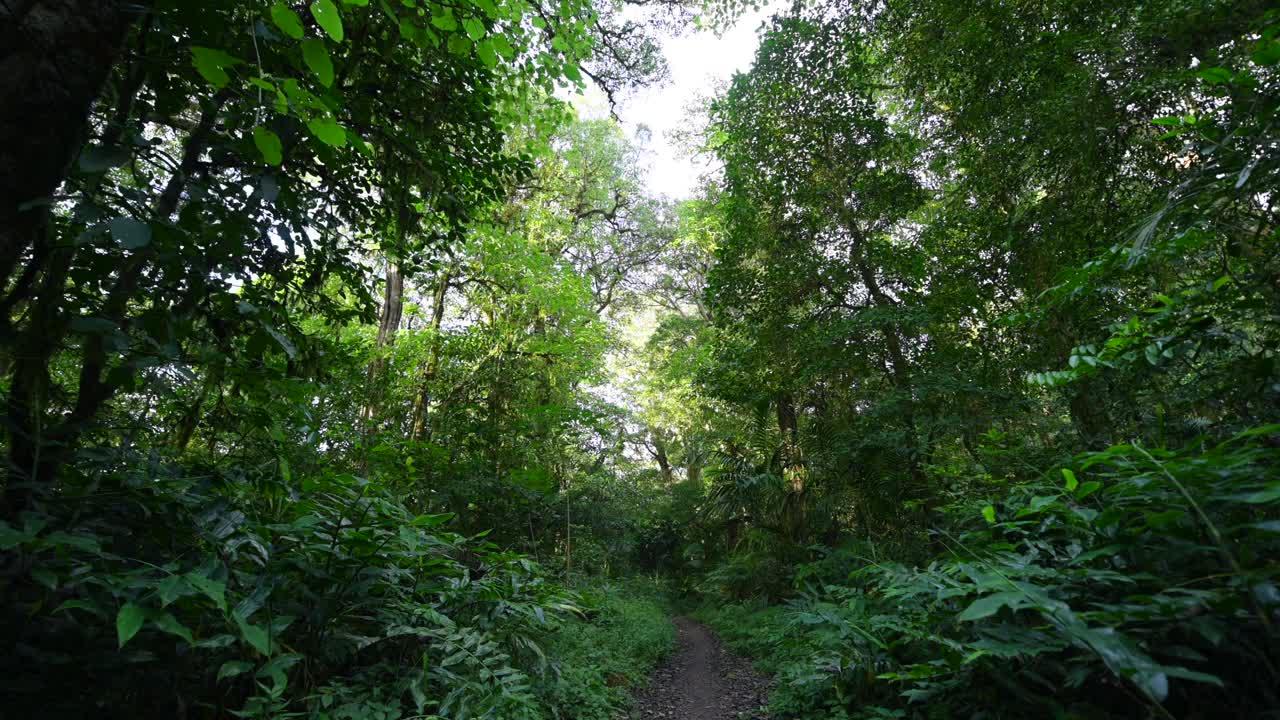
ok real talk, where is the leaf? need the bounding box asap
[270,2,305,39]
[69,316,118,334]
[411,512,455,527]
[1016,494,1057,518]
[153,613,195,644]
[301,38,334,87]
[185,571,227,612]
[218,660,255,682]
[263,323,298,358]
[190,46,241,89]
[1239,484,1280,504]
[1252,40,1280,66]
[431,9,458,31]
[117,603,145,648]
[1145,344,1160,365]
[306,117,347,147]
[157,575,190,606]
[476,38,498,68]
[311,0,344,42]
[463,17,485,41]
[235,614,272,655]
[109,217,151,249]
[981,505,996,524]
[1196,67,1232,84]
[253,127,284,166]
[958,591,1022,621]
[1061,468,1078,492]
[1075,481,1102,500]
[79,144,131,172]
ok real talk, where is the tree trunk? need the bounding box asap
[651,432,674,483]
[0,0,137,293]
[410,267,451,442]
[2,93,219,517]
[776,393,808,542]
[361,260,404,424]
[849,237,927,490]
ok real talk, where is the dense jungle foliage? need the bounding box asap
[2,0,1278,718]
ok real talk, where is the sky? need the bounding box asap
[576,3,783,200]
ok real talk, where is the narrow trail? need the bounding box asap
[630,617,770,720]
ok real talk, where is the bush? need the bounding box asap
[541,580,674,719]
[1,460,577,720]
[697,428,1280,719]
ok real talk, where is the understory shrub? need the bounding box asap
[0,456,579,720]
[698,428,1280,719]
[541,580,674,719]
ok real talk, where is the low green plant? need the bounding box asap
[0,460,577,719]
[698,427,1280,719]
[540,580,675,719]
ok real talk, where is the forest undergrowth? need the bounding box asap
[3,0,1279,719]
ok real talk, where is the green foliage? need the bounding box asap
[541,582,675,719]
[699,430,1280,719]
[1,459,581,718]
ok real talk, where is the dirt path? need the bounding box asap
[630,617,770,720]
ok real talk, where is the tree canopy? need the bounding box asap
[2,0,1278,718]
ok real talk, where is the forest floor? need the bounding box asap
[629,617,771,720]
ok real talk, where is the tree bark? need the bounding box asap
[651,432,673,484]
[359,260,404,428]
[410,267,451,442]
[776,392,808,542]
[849,235,928,490]
[2,94,219,516]
[0,0,137,292]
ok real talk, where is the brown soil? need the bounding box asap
[629,617,771,720]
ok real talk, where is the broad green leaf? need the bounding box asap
[463,17,485,41]
[1253,40,1280,66]
[270,2,305,38]
[253,127,284,166]
[311,0,344,42]
[307,117,347,147]
[1196,67,1232,84]
[958,591,1022,621]
[109,218,151,249]
[156,575,190,606]
[1016,494,1057,518]
[117,603,145,648]
[190,46,241,89]
[411,512,455,527]
[218,660,255,682]
[981,505,995,524]
[79,144,130,172]
[490,33,514,60]
[153,613,195,644]
[447,33,471,55]
[263,323,298,357]
[1061,468,1078,491]
[431,9,458,31]
[1240,484,1280,504]
[1075,481,1102,500]
[185,571,227,611]
[301,38,334,87]
[476,39,497,68]
[235,614,272,655]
